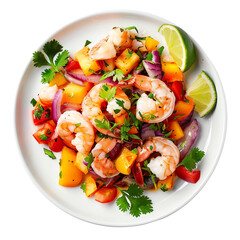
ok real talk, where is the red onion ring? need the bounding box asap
[64,72,85,86]
[52,89,63,123]
[67,69,118,85]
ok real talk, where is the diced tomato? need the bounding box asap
[170,81,184,101]
[94,186,118,203]
[65,57,80,72]
[48,136,64,152]
[33,122,55,144]
[32,104,51,125]
[175,165,201,183]
[132,162,144,186]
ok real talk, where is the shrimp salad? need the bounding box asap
[31,26,209,217]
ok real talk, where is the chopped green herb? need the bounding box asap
[39,134,48,141]
[59,171,62,179]
[103,60,109,67]
[95,118,121,134]
[34,104,44,119]
[143,113,157,121]
[99,84,117,102]
[80,182,86,193]
[150,145,153,151]
[131,148,138,154]
[142,161,157,190]
[179,141,186,148]
[135,36,147,41]
[84,153,94,170]
[84,40,91,47]
[160,184,168,192]
[125,26,139,33]
[89,68,99,74]
[30,98,37,107]
[43,148,56,159]
[126,49,134,59]
[32,39,69,83]
[172,114,185,121]
[100,69,130,82]
[75,123,81,127]
[115,184,153,217]
[177,147,205,172]
[114,109,121,114]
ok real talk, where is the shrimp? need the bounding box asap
[91,138,120,178]
[137,137,180,180]
[89,38,116,60]
[39,84,58,106]
[82,83,131,137]
[89,27,133,60]
[56,110,95,154]
[134,75,175,123]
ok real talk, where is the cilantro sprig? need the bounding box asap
[100,68,132,82]
[115,184,153,217]
[84,152,94,170]
[32,39,69,83]
[99,85,117,102]
[177,147,205,172]
[142,161,157,190]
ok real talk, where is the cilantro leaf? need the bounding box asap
[126,49,133,59]
[39,134,48,141]
[43,148,56,159]
[125,26,139,33]
[32,51,50,67]
[84,153,94,170]
[115,184,153,217]
[100,70,116,81]
[99,85,117,102]
[55,49,69,68]
[177,147,205,172]
[84,40,91,47]
[80,182,86,193]
[32,39,69,84]
[100,69,130,82]
[113,69,125,82]
[142,160,157,190]
[43,39,63,63]
[30,98,37,107]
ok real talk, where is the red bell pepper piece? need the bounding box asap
[175,165,200,183]
[32,104,51,125]
[132,162,144,186]
[33,121,55,144]
[170,81,184,101]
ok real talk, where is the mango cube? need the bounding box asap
[115,147,137,175]
[85,175,98,197]
[62,82,93,104]
[145,37,159,52]
[49,72,68,87]
[115,48,140,74]
[74,47,101,76]
[157,172,175,191]
[75,152,88,174]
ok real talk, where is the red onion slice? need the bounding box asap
[141,123,155,141]
[177,119,199,161]
[52,89,63,123]
[64,72,85,86]
[61,102,81,113]
[152,50,160,63]
[67,69,118,85]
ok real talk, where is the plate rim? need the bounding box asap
[15,10,227,227]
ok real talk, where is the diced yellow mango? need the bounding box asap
[115,48,140,74]
[157,172,176,191]
[75,152,88,174]
[59,146,83,187]
[62,82,93,104]
[74,47,101,76]
[85,175,98,197]
[99,58,116,72]
[115,147,137,175]
[49,72,68,87]
[145,37,159,52]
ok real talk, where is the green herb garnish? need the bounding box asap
[30,98,37,107]
[84,153,94,170]
[142,161,157,190]
[177,147,205,172]
[99,85,117,102]
[43,148,56,159]
[32,39,69,83]
[84,40,91,47]
[115,184,153,217]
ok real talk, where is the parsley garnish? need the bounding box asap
[125,26,139,33]
[142,161,157,190]
[30,98,37,107]
[43,148,56,159]
[160,184,168,192]
[120,117,141,142]
[100,69,132,82]
[99,85,117,102]
[95,118,121,134]
[172,114,185,121]
[177,147,205,172]
[131,148,138,154]
[115,184,153,217]
[75,123,81,127]
[39,134,48,141]
[143,113,157,121]
[126,49,134,59]
[84,40,91,47]
[80,182,86,193]
[84,153,94,170]
[34,104,44,119]
[32,39,69,83]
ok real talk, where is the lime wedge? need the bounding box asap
[159,24,196,72]
[186,71,217,117]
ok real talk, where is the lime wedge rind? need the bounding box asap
[186,71,217,117]
[158,24,196,72]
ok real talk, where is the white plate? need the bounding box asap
[15,11,227,226]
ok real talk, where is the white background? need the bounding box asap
[1,0,238,239]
